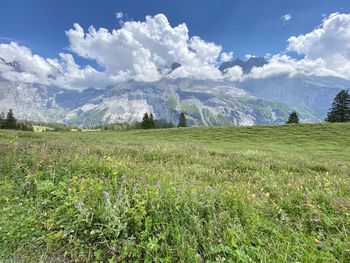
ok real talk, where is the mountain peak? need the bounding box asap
[219,57,267,74]
[0,57,25,72]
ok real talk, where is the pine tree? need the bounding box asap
[141,113,149,129]
[286,111,299,124]
[149,113,155,129]
[326,90,350,122]
[178,112,187,127]
[0,112,5,129]
[4,109,18,129]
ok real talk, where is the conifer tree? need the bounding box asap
[149,113,155,129]
[326,90,350,122]
[0,112,5,129]
[286,111,299,124]
[178,112,187,127]
[141,113,149,129]
[4,109,18,129]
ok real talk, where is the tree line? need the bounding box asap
[77,112,187,131]
[141,112,187,129]
[286,89,350,124]
[138,112,187,129]
[0,109,34,131]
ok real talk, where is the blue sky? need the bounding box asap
[1,0,349,59]
[1,0,350,89]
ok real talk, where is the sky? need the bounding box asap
[1,0,349,58]
[0,0,350,89]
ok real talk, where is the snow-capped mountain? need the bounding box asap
[0,57,349,127]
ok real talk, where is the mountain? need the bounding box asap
[0,77,298,127]
[237,75,350,119]
[1,57,350,127]
[219,57,268,74]
[0,57,25,72]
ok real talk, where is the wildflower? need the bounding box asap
[315,239,323,248]
[121,175,126,181]
[75,200,84,211]
[265,192,270,197]
[157,179,161,188]
[110,246,117,255]
[103,191,110,199]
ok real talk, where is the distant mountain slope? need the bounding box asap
[238,75,350,119]
[0,77,295,126]
[1,72,349,127]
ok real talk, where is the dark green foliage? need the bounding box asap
[286,111,299,124]
[0,112,5,128]
[0,110,32,131]
[17,121,34,131]
[89,119,174,131]
[4,109,17,129]
[178,112,187,127]
[98,122,131,131]
[141,113,155,129]
[154,119,174,129]
[149,113,155,129]
[326,90,350,122]
[141,113,149,129]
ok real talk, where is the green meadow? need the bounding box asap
[0,123,349,262]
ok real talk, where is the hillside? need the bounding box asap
[1,124,349,262]
[1,73,349,127]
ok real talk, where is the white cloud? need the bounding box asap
[244,54,255,60]
[287,12,350,80]
[224,66,243,81]
[0,42,59,84]
[0,42,114,89]
[1,12,350,89]
[220,52,233,63]
[116,12,124,20]
[0,14,230,89]
[247,54,342,80]
[247,12,350,80]
[53,53,114,89]
[282,14,292,22]
[65,14,225,82]
[264,53,272,59]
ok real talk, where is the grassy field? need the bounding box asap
[32,125,54,132]
[0,124,349,262]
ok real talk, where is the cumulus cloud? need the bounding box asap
[224,66,243,81]
[286,12,350,79]
[282,14,292,22]
[0,42,115,89]
[0,42,59,84]
[116,12,124,20]
[65,14,226,83]
[0,14,231,88]
[53,53,115,89]
[220,52,233,63]
[247,12,350,80]
[1,12,350,89]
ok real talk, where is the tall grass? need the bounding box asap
[0,123,349,262]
